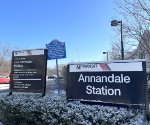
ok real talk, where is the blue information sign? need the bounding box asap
[46,39,66,60]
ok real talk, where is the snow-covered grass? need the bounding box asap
[0,91,149,125]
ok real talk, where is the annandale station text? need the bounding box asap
[78,73,130,83]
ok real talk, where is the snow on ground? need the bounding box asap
[0,84,9,91]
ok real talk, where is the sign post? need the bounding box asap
[9,49,47,96]
[46,39,66,93]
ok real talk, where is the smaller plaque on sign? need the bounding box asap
[46,39,66,60]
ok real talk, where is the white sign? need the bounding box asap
[69,62,143,72]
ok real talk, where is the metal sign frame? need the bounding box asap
[66,60,147,107]
[9,49,47,96]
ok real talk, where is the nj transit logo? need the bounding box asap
[76,64,98,70]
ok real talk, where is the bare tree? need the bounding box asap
[59,64,66,77]
[47,67,56,76]
[109,41,122,60]
[109,17,138,60]
[0,42,13,75]
[109,36,137,60]
[113,0,150,60]
[47,64,66,77]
